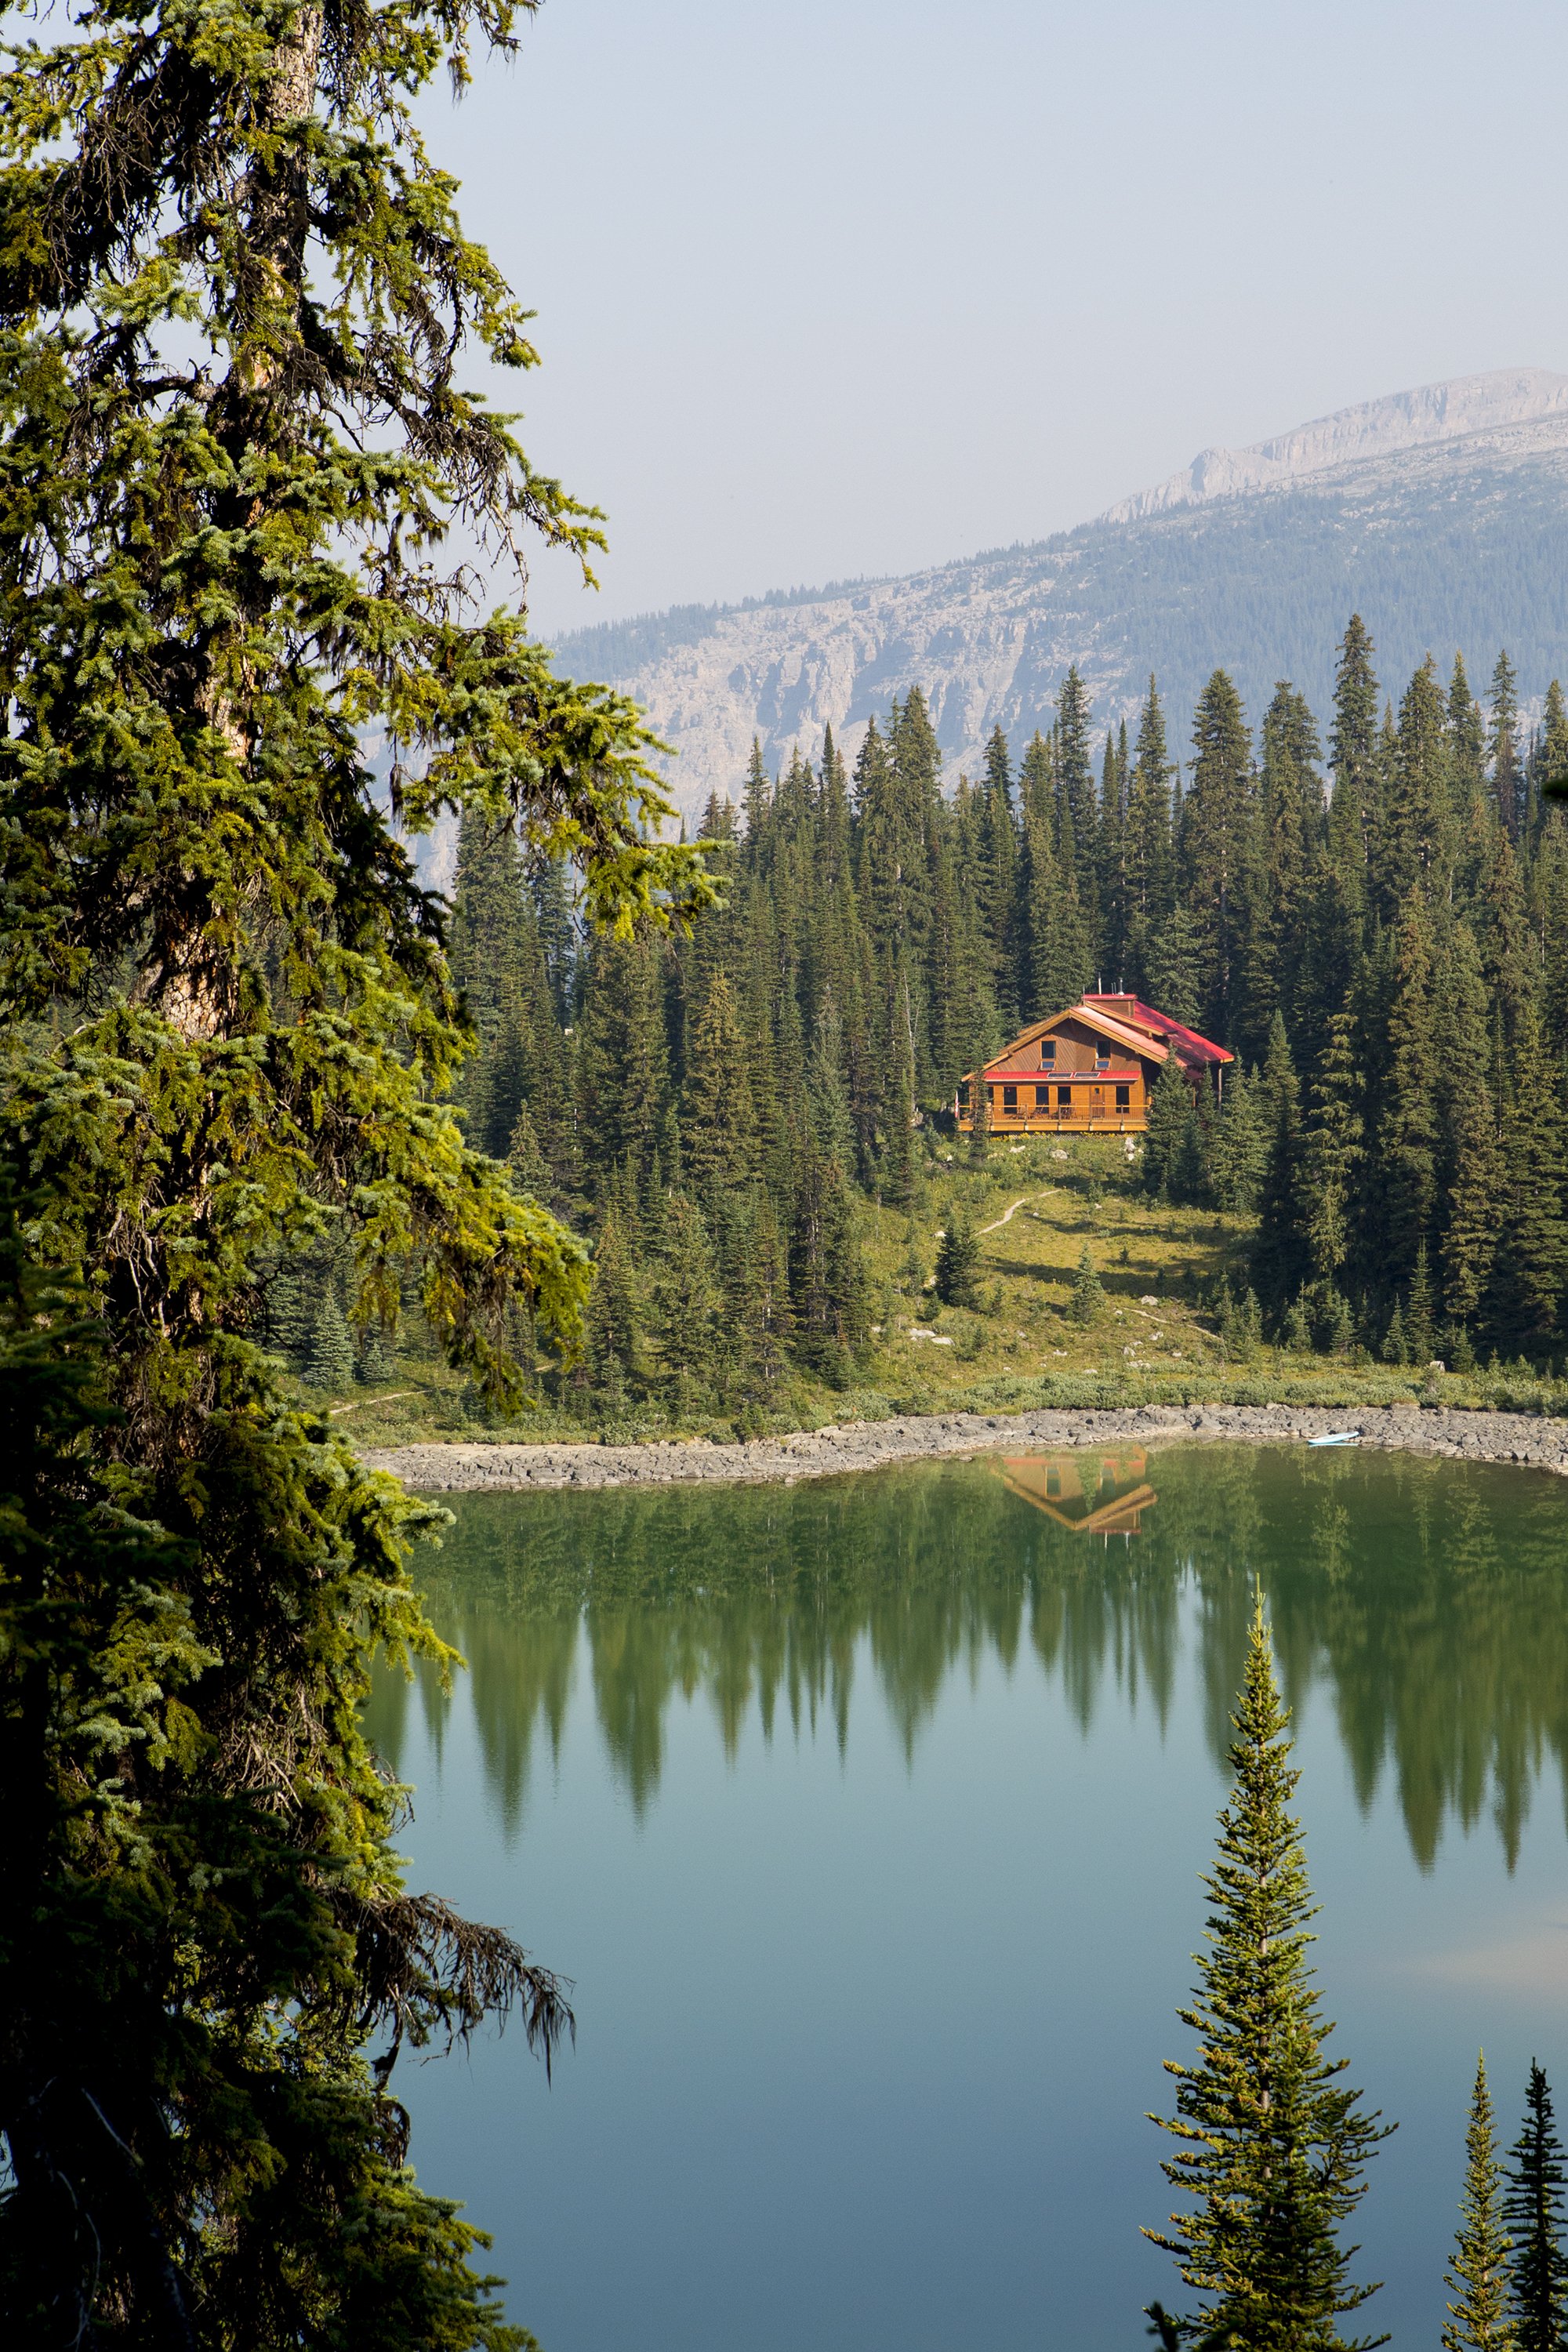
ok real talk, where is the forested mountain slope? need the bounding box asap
[555,368,1568,815]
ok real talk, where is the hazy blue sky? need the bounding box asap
[435,0,1568,638]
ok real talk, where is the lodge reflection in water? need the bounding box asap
[367,1444,1568,1870]
[997,1450,1156,1539]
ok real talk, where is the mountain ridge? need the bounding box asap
[554,368,1568,814]
[1099,365,1568,521]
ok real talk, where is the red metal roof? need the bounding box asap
[980,1068,1138,1081]
[1081,995,1233,1065]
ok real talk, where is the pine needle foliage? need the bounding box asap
[1143,1054,1192,1199]
[1445,2054,1516,2352]
[0,0,713,2338]
[305,1283,357,1390]
[935,1205,982,1308]
[1069,1240,1104,1326]
[1146,1601,1391,2350]
[1505,2063,1568,2352]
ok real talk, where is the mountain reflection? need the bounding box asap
[363,1444,1568,1868]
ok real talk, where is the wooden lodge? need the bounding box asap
[956,993,1232,1137]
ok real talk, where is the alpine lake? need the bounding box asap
[365,1443,1568,2351]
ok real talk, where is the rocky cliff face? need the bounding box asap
[554,369,1568,817]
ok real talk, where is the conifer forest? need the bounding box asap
[4,0,1568,2340]
[281,622,1568,1430]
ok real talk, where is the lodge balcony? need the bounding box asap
[954,1066,1148,1137]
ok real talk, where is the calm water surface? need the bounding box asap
[367,1443,1568,2351]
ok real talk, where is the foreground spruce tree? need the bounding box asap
[1505,2063,1568,2352]
[0,0,711,2338]
[1446,2055,1515,2352]
[1145,1602,1391,2349]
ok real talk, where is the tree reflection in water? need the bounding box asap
[364,1445,1568,1869]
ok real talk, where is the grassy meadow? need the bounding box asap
[318,1134,1568,1449]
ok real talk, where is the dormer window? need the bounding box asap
[1041,1040,1056,1066]
[1096,1047,1109,1070]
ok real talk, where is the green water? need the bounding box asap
[368,1443,1568,2350]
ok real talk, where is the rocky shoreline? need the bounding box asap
[361,1401,1568,1494]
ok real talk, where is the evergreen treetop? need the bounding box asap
[1505,2062,1568,2352]
[1444,2053,1516,2352]
[1329,615,1381,855]
[1147,1600,1390,2350]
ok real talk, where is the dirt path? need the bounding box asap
[978,1192,1047,1236]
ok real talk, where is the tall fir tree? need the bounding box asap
[681,971,760,1203]
[577,935,670,1206]
[1444,1080,1504,1334]
[1490,652,1523,841]
[1255,681,1325,1055]
[1055,666,1102,954]
[1180,670,1261,1044]
[651,1193,720,1412]
[1505,2063,1568,2352]
[1301,1004,1364,1293]
[1252,1013,1310,1313]
[1125,677,1177,975]
[1369,893,1442,1294]
[1144,902,1205,1029]
[1534,805,1568,1056]
[1142,1056,1192,1201]
[789,1145,869,1382]
[0,0,720,2331]
[1208,1062,1271,1217]
[1450,652,1490,805]
[1377,655,1457,916]
[1445,2055,1516,2352]
[1327,614,1381,900]
[584,1206,646,1403]
[1487,1008,1568,1353]
[1146,1603,1389,2347]
[979,724,1022,1026]
[1539,681,1568,804]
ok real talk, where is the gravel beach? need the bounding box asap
[362,1402,1568,1493]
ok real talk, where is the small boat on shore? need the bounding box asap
[1307,1430,1361,1448]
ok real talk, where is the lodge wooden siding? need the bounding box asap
[954,996,1230,1137]
[962,1065,1150,1134]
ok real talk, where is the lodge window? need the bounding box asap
[958,1080,971,1109]
[1057,1085,1071,1108]
[1003,1085,1018,1112]
[1035,1084,1051,1109]
[1096,1049,1110,1069]
[1041,1040,1056,1066]
[1115,1084,1131,1112]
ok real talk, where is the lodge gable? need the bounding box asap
[956,994,1232,1137]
